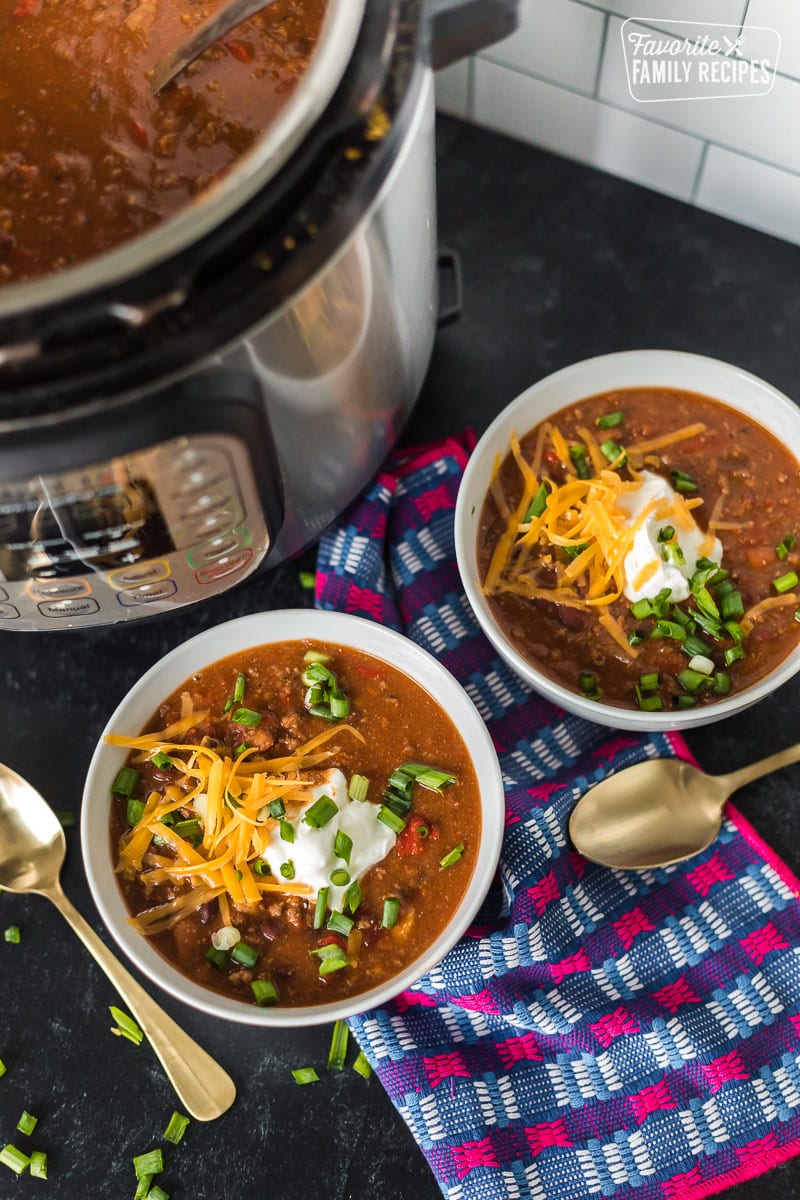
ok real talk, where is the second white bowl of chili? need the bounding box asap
[455,349,800,731]
[82,609,505,1026]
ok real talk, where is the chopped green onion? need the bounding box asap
[651,619,686,641]
[662,542,685,566]
[569,444,591,479]
[600,438,626,466]
[384,790,412,818]
[230,707,262,727]
[134,1177,152,1200]
[795,608,800,623]
[327,910,354,937]
[353,1051,373,1079]
[411,768,457,792]
[657,526,675,543]
[303,649,331,663]
[279,818,295,844]
[205,947,227,970]
[0,1145,29,1175]
[279,861,296,881]
[232,673,246,704]
[298,571,316,590]
[111,766,139,798]
[714,671,732,696]
[639,671,659,692]
[596,411,625,429]
[674,694,697,709]
[163,1111,190,1145]
[223,697,234,713]
[694,587,720,620]
[628,631,644,647]
[524,482,548,521]
[29,1151,47,1180]
[440,843,465,870]
[310,943,350,974]
[687,654,715,676]
[563,542,590,561]
[329,867,350,886]
[344,880,363,914]
[777,534,796,559]
[303,795,338,828]
[692,610,723,640]
[148,1187,170,1200]
[150,751,175,770]
[126,797,145,827]
[304,661,333,683]
[720,591,744,619]
[683,634,713,657]
[306,705,337,721]
[327,1019,349,1070]
[579,671,598,696]
[251,979,279,1007]
[348,774,369,802]
[292,1067,320,1085]
[268,797,286,819]
[173,818,202,843]
[314,887,330,930]
[671,468,697,493]
[678,668,712,694]
[16,1111,36,1137]
[651,587,672,617]
[233,743,250,758]
[635,689,664,712]
[377,806,406,834]
[231,942,260,968]
[252,858,272,877]
[334,830,353,864]
[4,926,20,944]
[110,1006,144,1046]
[724,645,746,666]
[715,575,733,592]
[724,621,744,644]
[773,571,799,595]
[329,696,351,719]
[133,1149,163,1179]
[0,1060,6,1078]
[381,897,401,928]
[630,598,653,620]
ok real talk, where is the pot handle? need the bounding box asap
[426,0,519,70]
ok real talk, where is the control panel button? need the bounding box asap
[0,602,20,620]
[116,579,178,607]
[186,532,243,567]
[182,492,233,521]
[194,547,253,585]
[0,587,8,602]
[185,510,236,542]
[38,597,100,619]
[27,578,91,601]
[108,561,171,590]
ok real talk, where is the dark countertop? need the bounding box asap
[3,113,800,1199]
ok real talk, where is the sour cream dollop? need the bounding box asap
[259,769,396,908]
[616,470,722,603]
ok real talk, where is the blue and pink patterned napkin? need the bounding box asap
[315,433,800,1200]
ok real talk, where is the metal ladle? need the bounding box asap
[0,763,236,1121]
[569,741,800,871]
[150,0,282,94]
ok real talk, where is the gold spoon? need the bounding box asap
[569,741,800,870]
[150,0,282,95]
[0,763,236,1121]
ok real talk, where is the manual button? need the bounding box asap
[38,597,100,619]
[108,561,171,590]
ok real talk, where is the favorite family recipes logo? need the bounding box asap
[621,20,781,102]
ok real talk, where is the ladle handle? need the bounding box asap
[720,740,800,795]
[47,887,236,1121]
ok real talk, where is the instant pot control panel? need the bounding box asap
[0,434,270,630]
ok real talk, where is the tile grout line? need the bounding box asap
[467,55,475,119]
[593,12,611,99]
[690,140,711,203]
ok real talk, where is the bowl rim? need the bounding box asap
[81,608,505,1026]
[454,348,800,732]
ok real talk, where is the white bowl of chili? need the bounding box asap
[455,350,800,731]
[82,609,504,1026]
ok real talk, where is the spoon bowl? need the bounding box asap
[0,761,235,1121]
[569,741,800,870]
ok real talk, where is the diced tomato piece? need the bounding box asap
[225,40,253,63]
[354,665,382,679]
[543,447,561,468]
[395,814,436,857]
[13,0,42,15]
[318,933,346,951]
[129,119,149,149]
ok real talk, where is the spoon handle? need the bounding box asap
[720,741,800,796]
[47,886,236,1121]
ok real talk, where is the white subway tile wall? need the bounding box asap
[435,0,800,247]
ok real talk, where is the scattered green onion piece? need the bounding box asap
[252,858,272,877]
[231,942,260,968]
[596,411,625,429]
[773,571,799,595]
[714,671,732,696]
[133,1149,163,1179]
[674,694,698,709]
[231,673,246,704]
[651,619,686,641]
[173,818,202,843]
[306,705,337,721]
[687,654,714,676]
[126,797,145,827]
[694,587,720,620]
[630,599,653,620]
[639,672,659,692]
[657,526,675,543]
[412,768,457,792]
[334,830,353,864]
[777,535,796,560]
[724,621,744,644]
[635,689,664,712]
[251,979,279,1007]
[298,571,316,590]
[148,1187,170,1200]
[134,1176,152,1200]
[440,843,465,870]
[329,695,351,719]
[16,1111,36,1137]
[111,767,139,798]
[720,591,744,620]
[678,668,712,694]
[279,861,296,881]
[205,946,228,970]
[795,608,800,623]
[579,671,598,695]
[4,926,20,944]
[163,1111,190,1145]
[327,910,354,937]
[724,644,746,666]
[388,769,413,794]
[524,482,548,522]
[384,790,412,817]
[304,795,338,828]
[671,468,697,493]
[563,542,590,561]
[303,649,331,664]
[651,588,672,617]
[714,574,733,591]
[777,543,789,561]
[29,1151,47,1180]
[662,542,685,566]
[628,631,644,647]
[692,610,723,640]
[377,806,406,834]
[682,634,712,658]
[150,751,174,770]
[344,880,362,914]
[569,444,591,479]
[223,698,234,713]
[381,897,401,929]
[268,798,286,819]
[348,774,369,803]
[110,1006,144,1046]
[0,1060,6,1078]
[330,867,350,887]
[600,438,626,466]
[292,1067,320,1085]
[327,1019,349,1070]
[304,661,333,683]
[314,887,330,930]
[0,1145,29,1175]
[310,944,350,975]
[669,605,692,629]
[279,818,295,844]
[233,743,250,758]
[353,1051,373,1079]
[230,707,262,727]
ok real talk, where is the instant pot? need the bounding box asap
[0,0,517,630]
